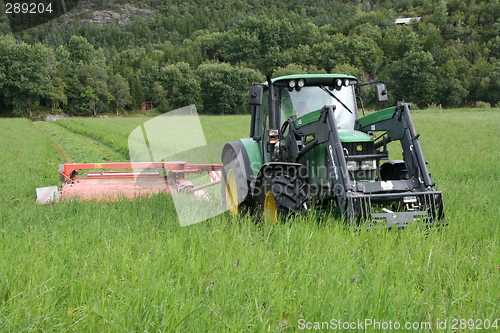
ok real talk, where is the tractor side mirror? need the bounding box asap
[248,85,263,105]
[376,83,388,102]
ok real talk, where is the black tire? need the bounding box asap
[221,146,251,215]
[258,172,309,223]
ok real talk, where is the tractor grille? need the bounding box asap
[342,141,375,156]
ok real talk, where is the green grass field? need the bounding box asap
[1,109,499,332]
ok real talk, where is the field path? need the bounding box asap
[33,122,71,163]
[35,121,126,163]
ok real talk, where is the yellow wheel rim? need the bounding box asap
[264,191,278,223]
[225,169,238,215]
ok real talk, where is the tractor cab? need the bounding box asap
[249,74,361,164]
[278,79,358,130]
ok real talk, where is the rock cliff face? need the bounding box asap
[62,3,154,27]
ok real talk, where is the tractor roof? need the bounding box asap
[264,74,358,87]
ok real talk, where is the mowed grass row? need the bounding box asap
[35,122,127,163]
[54,119,139,161]
[1,110,500,332]
[48,115,250,164]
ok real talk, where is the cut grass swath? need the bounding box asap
[36,121,127,163]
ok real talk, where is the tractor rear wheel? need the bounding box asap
[225,168,239,215]
[263,188,278,222]
[221,147,250,215]
[259,172,309,223]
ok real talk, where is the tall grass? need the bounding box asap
[1,110,500,332]
[0,119,60,203]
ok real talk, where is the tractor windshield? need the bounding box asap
[280,86,357,129]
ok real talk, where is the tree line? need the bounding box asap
[0,0,499,117]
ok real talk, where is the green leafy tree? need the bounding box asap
[151,81,167,107]
[468,59,500,105]
[0,2,11,34]
[220,16,295,74]
[66,36,95,65]
[332,64,363,78]
[384,51,437,107]
[286,44,313,68]
[232,16,294,53]
[259,46,293,76]
[73,64,109,115]
[340,10,395,35]
[194,31,225,61]
[174,63,202,108]
[435,54,470,107]
[468,58,490,103]
[433,0,448,29]
[487,36,500,59]
[310,40,348,73]
[382,27,423,64]
[347,22,384,45]
[47,77,68,112]
[221,30,260,64]
[419,23,444,58]
[486,61,500,105]
[290,21,321,46]
[54,45,72,76]
[108,73,131,115]
[345,36,383,76]
[273,63,325,78]
[272,63,309,78]
[195,62,263,114]
[154,62,201,110]
[0,36,50,116]
[80,85,98,116]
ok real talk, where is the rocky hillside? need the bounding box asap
[61,3,154,27]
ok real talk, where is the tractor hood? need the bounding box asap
[338,129,374,143]
[292,109,372,143]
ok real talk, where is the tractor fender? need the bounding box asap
[222,139,261,182]
[239,138,263,180]
[221,140,256,209]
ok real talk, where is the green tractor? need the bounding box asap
[221,74,444,227]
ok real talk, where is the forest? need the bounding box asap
[0,0,499,116]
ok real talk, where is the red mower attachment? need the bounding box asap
[36,162,222,204]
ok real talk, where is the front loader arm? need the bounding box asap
[284,105,354,215]
[357,103,435,189]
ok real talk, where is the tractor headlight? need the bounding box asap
[297,79,305,88]
[288,79,296,88]
[347,160,359,171]
[360,160,377,170]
